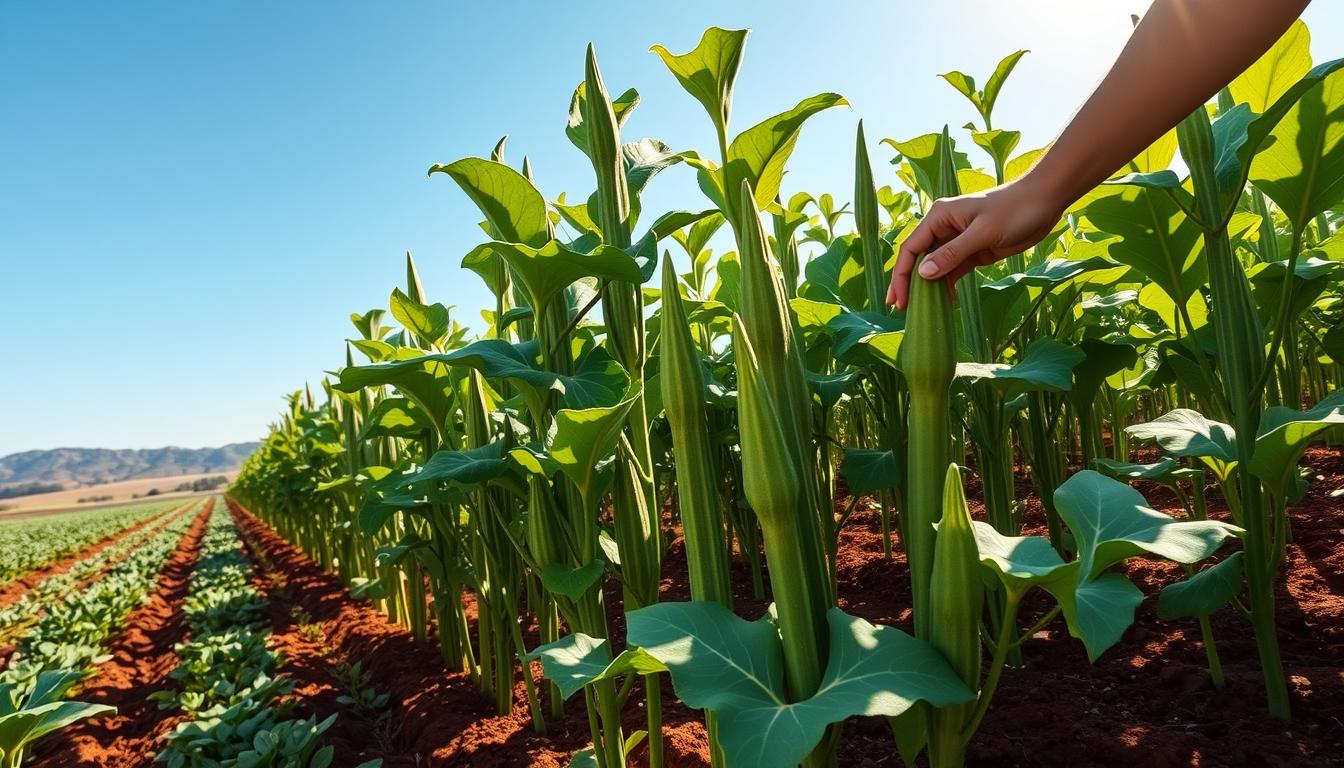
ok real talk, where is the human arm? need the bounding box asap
[887,0,1312,309]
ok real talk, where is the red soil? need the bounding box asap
[31,497,215,768]
[0,502,185,608]
[230,507,399,767]
[226,498,602,768]
[226,447,1344,768]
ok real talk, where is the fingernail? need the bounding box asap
[918,261,938,278]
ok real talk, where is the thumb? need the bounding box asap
[917,221,993,280]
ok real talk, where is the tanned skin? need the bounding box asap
[887,0,1313,310]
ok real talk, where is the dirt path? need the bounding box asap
[225,498,608,768]
[31,498,215,768]
[0,502,186,608]
[228,500,397,768]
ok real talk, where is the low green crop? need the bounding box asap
[0,500,175,586]
[0,670,114,768]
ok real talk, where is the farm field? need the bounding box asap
[9,470,1338,766]
[0,473,236,516]
[6,7,1344,768]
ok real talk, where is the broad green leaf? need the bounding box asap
[1250,65,1344,230]
[1138,282,1208,334]
[566,84,640,160]
[672,210,726,260]
[627,602,971,768]
[970,129,1021,171]
[957,168,996,194]
[538,560,606,601]
[940,50,1027,125]
[790,297,845,338]
[982,50,1029,119]
[1229,20,1312,113]
[1053,470,1243,582]
[980,257,1117,293]
[590,647,670,684]
[650,27,748,140]
[980,257,1117,343]
[712,93,848,219]
[1069,339,1139,410]
[562,347,632,410]
[1248,257,1341,328]
[436,340,627,411]
[1249,389,1344,489]
[429,158,549,247]
[1045,572,1144,662]
[551,386,641,502]
[806,370,861,410]
[335,356,455,433]
[1,701,115,752]
[606,138,690,229]
[1126,409,1238,464]
[1209,104,1260,211]
[1104,169,1183,190]
[1157,552,1245,619]
[1006,145,1047,181]
[794,608,972,729]
[840,448,898,496]
[350,308,388,341]
[349,338,397,364]
[626,601,785,714]
[881,133,970,197]
[374,534,428,568]
[969,521,1071,595]
[954,337,1084,396]
[463,240,641,314]
[439,339,559,402]
[1083,185,1205,304]
[1130,128,1179,174]
[507,444,559,477]
[530,633,613,700]
[554,193,600,237]
[827,310,903,369]
[400,442,509,490]
[389,288,450,346]
[1091,457,1184,484]
[25,671,85,707]
[358,397,429,440]
[800,234,866,309]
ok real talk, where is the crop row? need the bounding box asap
[0,500,196,645]
[0,499,178,586]
[0,498,209,766]
[231,19,1344,768]
[155,501,380,768]
[0,496,206,696]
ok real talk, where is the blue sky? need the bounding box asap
[3,1,1342,455]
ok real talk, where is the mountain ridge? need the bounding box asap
[0,443,259,486]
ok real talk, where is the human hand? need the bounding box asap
[886,173,1066,310]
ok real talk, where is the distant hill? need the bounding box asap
[0,443,259,487]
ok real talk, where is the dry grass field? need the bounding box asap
[0,472,235,516]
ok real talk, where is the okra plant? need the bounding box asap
[230,17,1344,768]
